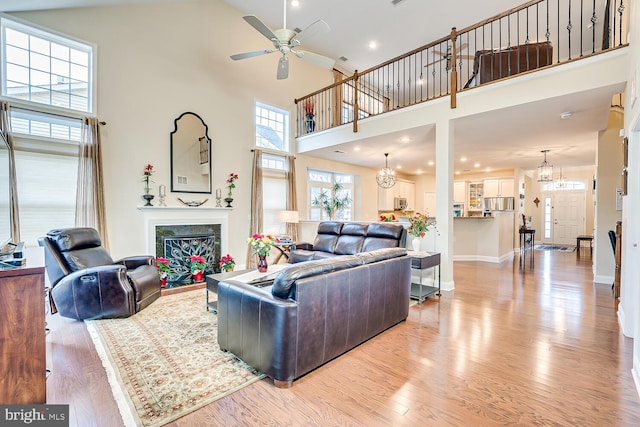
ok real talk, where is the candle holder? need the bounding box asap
[159,184,167,206]
[215,188,222,207]
[159,195,166,206]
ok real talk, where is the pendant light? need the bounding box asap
[537,150,553,182]
[376,153,397,188]
[557,168,567,188]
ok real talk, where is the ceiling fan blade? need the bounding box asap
[456,54,475,60]
[433,49,447,58]
[425,58,445,67]
[293,50,335,68]
[457,42,469,52]
[243,15,278,41]
[230,49,273,60]
[291,19,330,45]
[277,56,289,80]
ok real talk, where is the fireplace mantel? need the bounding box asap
[138,206,231,256]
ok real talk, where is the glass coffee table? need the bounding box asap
[205,265,288,313]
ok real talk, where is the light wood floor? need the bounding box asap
[46,249,640,426]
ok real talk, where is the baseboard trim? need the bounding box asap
[618,306,630,337]
[593,274,614,284]
[441,280,454,291]
[632,367,640,400]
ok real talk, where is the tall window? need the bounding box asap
[255,101,289,152]
[255,102,289,234]
[262,153,287,235]
[308,169,353,221]
[1,16,94,245]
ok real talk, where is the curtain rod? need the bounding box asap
[12,106,106,125]
[250,148,295,159]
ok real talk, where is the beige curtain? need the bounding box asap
[0,101,20,243]
[285,155,299,242]
[76,117,109,249]
[246,149,263,269]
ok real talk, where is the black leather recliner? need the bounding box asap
[42,227,161,320]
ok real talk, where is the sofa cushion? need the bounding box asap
[355,247,407,264]
[288,249,316,263]
[317,221,344,235]
[272,255,363,299]
[313,234,338,253]
[366,222,404,240]
[334,223,367,255]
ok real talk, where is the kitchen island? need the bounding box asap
[453,211,515,262]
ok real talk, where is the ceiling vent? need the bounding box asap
[339,56,349,62]
[391,0,405,5]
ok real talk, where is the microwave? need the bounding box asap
[394,197,407,210]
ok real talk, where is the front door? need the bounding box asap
[541,191,586,245]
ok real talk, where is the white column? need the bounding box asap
[435,117,455,291]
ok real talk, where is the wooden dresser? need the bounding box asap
[0,248,46,404]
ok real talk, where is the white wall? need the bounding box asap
[594,110,624,284]
[15,1,333,263]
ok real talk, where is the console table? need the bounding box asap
[0,248,46,404]
[409,251,441,303]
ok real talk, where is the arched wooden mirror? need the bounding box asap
[170,112,211,194]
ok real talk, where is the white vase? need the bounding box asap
[411,237,421,252]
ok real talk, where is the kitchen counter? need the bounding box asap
[453,211,515,262]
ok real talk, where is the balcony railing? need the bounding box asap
[295,0,628,137]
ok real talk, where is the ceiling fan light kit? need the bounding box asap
[230,0,335,80]
[376,153,397,189]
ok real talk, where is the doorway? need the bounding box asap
[541,190,586,245]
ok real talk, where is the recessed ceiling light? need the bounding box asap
[427,160,434,166]
[396,165,402,169]
[416,170,423,174]
[485,167,491,172]
[474,162,480,167]
[455,171,461,175]
[354,146,360,152]
[291,0,300,7]
[401,137,410,143]
[368,41,377,49]
[460,157,467,162]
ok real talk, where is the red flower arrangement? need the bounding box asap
[219,254,235,272]
[142,164,154,194]
[226,173,239,198]
[189,255,206,272]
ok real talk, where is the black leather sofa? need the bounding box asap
[217,247,411,388]
[288,221,407,263]
[42,227,161,320]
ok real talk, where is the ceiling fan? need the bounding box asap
[230,0,335,80]
[425,43,474,70]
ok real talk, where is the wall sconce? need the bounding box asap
[533,197,540,207]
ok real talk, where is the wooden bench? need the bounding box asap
[576,235,593,254]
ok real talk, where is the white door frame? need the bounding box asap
[540,190,586,245]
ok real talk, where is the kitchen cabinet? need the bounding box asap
[468,182,484,211]
[484,178,514,197]
[453,181,466,203]
[378,179,415,211]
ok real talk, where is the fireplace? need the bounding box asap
[156,225,220,285]
[138,206,231,286]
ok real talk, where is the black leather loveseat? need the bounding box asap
[288,221,407,263]
[217,247,411,388]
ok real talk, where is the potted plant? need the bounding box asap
[247,234,279,272]
[225,172,239,207]
[142,164,154,206]
[219,253,235,272]
[303,98,315,133]
[407,212,436,252]
[189,255,206,283]
[156,257,171,288]
[312,182,352,220]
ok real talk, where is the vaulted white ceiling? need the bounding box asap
[0,0,625,175]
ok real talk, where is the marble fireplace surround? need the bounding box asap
[138,206,230,267]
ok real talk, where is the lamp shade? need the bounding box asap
[277,210,299,223]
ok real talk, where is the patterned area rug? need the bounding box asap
[86,289,264,427]
[534,245,576,252]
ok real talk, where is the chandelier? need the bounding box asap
[376,153,396,188]
[537,150,553,182]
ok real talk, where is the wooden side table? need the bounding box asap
[519,228,535,267]
[576,235,593,255]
